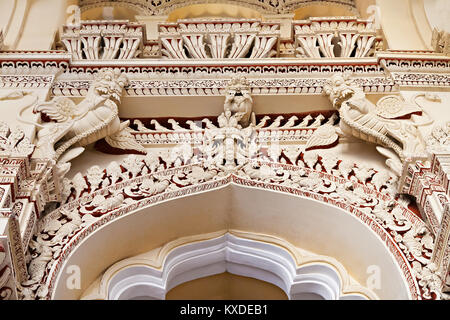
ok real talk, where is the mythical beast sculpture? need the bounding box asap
[223,76,255,128]
[311,72,436,175]
[28,69,145,163]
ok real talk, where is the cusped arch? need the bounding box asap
[82,231,376,300]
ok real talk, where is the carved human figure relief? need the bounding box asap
[223,77,255,128]
[202,110,254,170]
[20,69,145,165]
[313,71,436,175]
[196,77,258,170]
[366,5,382,30]
[431,29,450,56]
[427,121,450,150]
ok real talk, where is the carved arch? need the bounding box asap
[21,160,435,300]
[84,231,377,300]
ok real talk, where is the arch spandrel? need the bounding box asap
[0,0,448,302]
[50,184,409,300]
[3,65,446,301]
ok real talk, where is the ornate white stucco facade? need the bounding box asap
[0,0,449,301]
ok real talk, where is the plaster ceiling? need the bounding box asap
[424,0,450,32]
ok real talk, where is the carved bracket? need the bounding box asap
[60,20,146,60]
[294,17,382,58]
[159,19,280,59]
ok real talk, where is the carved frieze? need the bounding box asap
[0,10,449,301]
[432,29,450,56]
[128,112,337,146]
[159,19,280,59]
[19,154,438,300]
[294,17,382,58]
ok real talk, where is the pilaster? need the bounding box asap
[400,151,450,295]
[0,217,18,300]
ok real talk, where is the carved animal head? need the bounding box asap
[89,68,129,104]
[323,72,357,108]
[225,76,253,108]
[224,77,253,128]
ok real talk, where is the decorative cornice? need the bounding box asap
[53,76,394,97]
[0,76,56,89]
[1,50,448,91]
[61,20,146,60]
[52,57,393,96]
[294,16,381,58]
[379,53,450,88]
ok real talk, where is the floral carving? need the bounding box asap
[19,149,440,300]
[79,192,125,216]
[0,122,35,157]
[86,165,105,191]
[0,242,14,300]
[61,21,144,60]
[294,17,381,58]
[427,122,450,151]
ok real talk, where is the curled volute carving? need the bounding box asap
[0,121,35,157]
